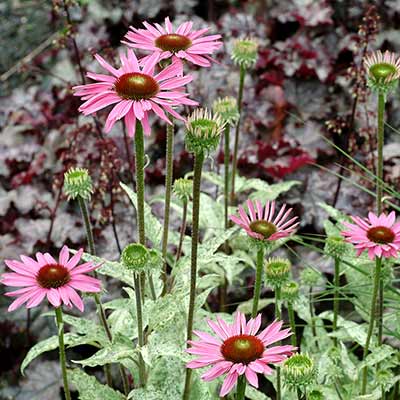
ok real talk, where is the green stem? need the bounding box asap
[236,375,247,400]
[275,286,282,400]
[55,307,71,400]
[176,200,187,264]
[252,247,264,318]
[287,302,297,348]
[161,118,174,293]
[182,151,205,400]
[377,91,385,347]
[224,124,230,231]
[230,65,246,205]
[134,273,146,387]
[361,257,382,394]
[309,287,318,349]
[333,257,340,348]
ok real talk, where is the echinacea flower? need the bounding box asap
[122,17,222,73]
[341,211,400,260]
[73,50,197,137]
[364,50,400,92]
[230,199,298,242]
[1,246,101,312]
[186,312,295,396]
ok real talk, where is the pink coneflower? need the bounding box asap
[186,312,295,396]
[1,246,101,312]
[230,199,298,241]
[341,211,400,260]
[73,50,197,137]
[364,50,400,84]
[122,17,222,73]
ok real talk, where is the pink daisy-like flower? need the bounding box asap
[1,246,101,312]
[186,312,295,397]
[341,211,400,260]
[230,199,299,241]
[122,17,222,73]
[73,49,197,137]
[364,50,400,84]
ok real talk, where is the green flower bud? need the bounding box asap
[265,258,291,288]
[324,236,348,259]
[300,267,322,287]
[121,243,150,274]
[308,390,324,400]
[173,178,193,203]
[185,109,225,155]
[376,370,394,392]
[63,167,93,200]
[231,38,259,69]
[283,354,316,389]
[282,281,299,302]
[212,96,240,126]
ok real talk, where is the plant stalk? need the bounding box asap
[55,307,71,400]
[361,257,382,394]
[182,151,205,400]
[230,65,246,205]
[333,257,340,347]
[275,286,282,400]
[134,273,146,387]
[287,302,297,348]
[236,375,247,400]
[251,246,265,318]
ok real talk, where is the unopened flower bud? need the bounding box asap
[282,281,299,302]
[121,243,149,274]
[308,390,324,400]
[212,96,240,126]
[300,267,322,287]
[173,178,193,203]
[265,258,291,288]
[231,38,259,69]
[63,167,93,200]
[283,354,316,389]
[324,236,348,259]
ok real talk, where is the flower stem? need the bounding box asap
[77,196,129,393]
[134,273,146,387]
[332,257,340,348]
[182,151,205,400]
[236,375,247,400]
[275,286,282,400]
[55,307,71,400]
[287,302,297,348]
[161,117,174,294]
[230,65,246,205]
[176,199,188,264]
[376,91,385,346]
[361,257,382,394]
[224,124,230,231]
[309,287,318,349]
[251,246,264,318]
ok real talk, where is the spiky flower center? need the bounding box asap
[221,334,264,364]
[37,264,70,289]
[155,34,192,52]
[249,220,277,239]
[115,72,159,100]
[190,119,218,137]
[369,63,397,80]
[367,226,395,244]
[121,243,149,271]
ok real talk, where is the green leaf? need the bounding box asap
[358,344,396,369]
[69,368,125,400]
[120,182,163,246]
[318,201,349,223]
[237,298,274,314]
[245,385,272,399]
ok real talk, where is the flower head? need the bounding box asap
[1,247,101,312]
[63,167,93,200]
[341,211,400,260]
[212,96,240,126]
[185,108,225,154]
[73,50,197,137]
[282,281,299,302]
[121,243,150,274]
[230,199,298,242]
[123,17,222,74]
[173,178,193,202]
[186,312,295,397]
[364,50,400,93]
[231,37,259,69]
[265,258,291,288]
[324,235,348,259]
[283,354,316,389]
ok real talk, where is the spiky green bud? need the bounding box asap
[308,390,324,400]
[121,243,150,274]
[185,109,225,155]
[282,281,299,302]
[231,38,258,69]
[265,257,291,288]
[300,267,322,287]
[283,354,316,389]
[212,96,240,126]
[63,167,93,200]
[324,236,348,259]
[173,178,193,203]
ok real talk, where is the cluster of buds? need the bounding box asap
[63,167,93,200]
[212,96,240,126]
[283,354,316,389]
[265,258,291,288]
[185,108,225,155]
[231,37,259,69]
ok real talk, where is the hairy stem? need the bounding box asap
[275,286,282,400]
[287,302,297,348]
[236,375,247,400]
[182,151,205,400]
[55,307,71,400]
[230,65,246,205]
[134,273,146,387]
[161,118,174,294]
[252,246,265,318]
[333,257,340,347]
[176,200,188,264]
[361,257,382,394]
